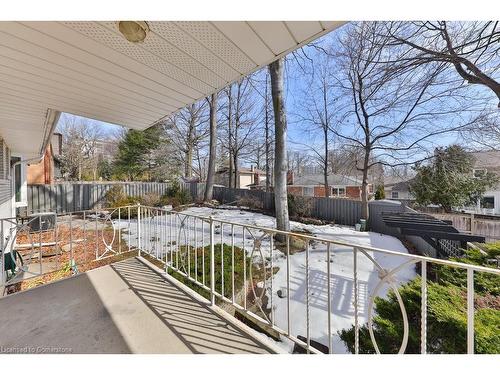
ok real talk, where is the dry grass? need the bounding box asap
[7,224,138,294]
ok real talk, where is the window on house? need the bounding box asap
[391,191,399,199]
[480,196,495,209]
[331,187,346,197]
[304,187,314,197]
[473,169,486,178]
[11,156,21,202]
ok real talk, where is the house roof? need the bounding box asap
[239,167,266,175]
[292,174,363,187]
[383,176,414,192]
[0,21,345,157]
[388,180,412,192]
[216,166,266,175]
[470,150,500,169]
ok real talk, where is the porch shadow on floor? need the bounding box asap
[0,257,274,354]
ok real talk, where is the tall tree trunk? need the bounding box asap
[227,87,234,188]
[361,145,371,220]
[233,82,242,189]
[185,105,195,178]
[323,126,330,197]
[323,79,330,197]
[265,73,271,192]
[233,151,239,188]
[185,147,193,178]
[204,93,217,201]
[269,58,290,236]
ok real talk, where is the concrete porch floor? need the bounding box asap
[0,258,275,354]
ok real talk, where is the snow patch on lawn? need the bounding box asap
[120,206,417,353]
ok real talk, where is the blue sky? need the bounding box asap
[57,24,496,165]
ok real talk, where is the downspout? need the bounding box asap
[11,109,61,170]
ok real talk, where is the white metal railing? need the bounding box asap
[1,204,499,354]
[134,205,500,355]
[0,206,139,290]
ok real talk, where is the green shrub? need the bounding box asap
[339,278,500,354]
[374,185,385,200]
[159,181,192,208]
[104,186,126,207]
[139,192,162,207]
[287,194,312,218]
[339,244,500,354]
[437,247,500,296]
[167,243,251,300]
[104,186,139,208]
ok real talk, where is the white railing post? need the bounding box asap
[467,268,474,354]
[327,242,332,354]
[209,216,215,306]
[286,235,291,336]
[137,203,141,257]
[306,239,310,353]
[354,246,359,354]
[421,260,427,354]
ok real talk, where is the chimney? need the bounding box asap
[287,170,294,185]
[250,164,255,172]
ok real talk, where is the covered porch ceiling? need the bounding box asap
[0,21,345,158]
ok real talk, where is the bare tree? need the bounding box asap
[385,21,500,107]
[58,115,103,180]
[460,113,500,151]
[269,58,290,235]
[287,150,315,176]
[166,102,208,179]
[294,52,338,197]
[219,77,258,188]
[204,92,218,201]
[245,70,275,191]
[223,84,235,187]
[332,22,475,219]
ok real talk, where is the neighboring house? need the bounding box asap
[287,172,372,199]
[27,133,63,185]
[384,176,415,202]
[467,150,500,215]
[215,165,267,189]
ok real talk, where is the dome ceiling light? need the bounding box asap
[117,21,149,43]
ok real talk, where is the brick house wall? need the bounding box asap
[314,186,326,197]
[287,184,372,199]
[345,186,361,199]
[287,186,303,195]
[27,145,53,185]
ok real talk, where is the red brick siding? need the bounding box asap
[287,186,303,195]
[345,186,361,199]
[314,186,327,197]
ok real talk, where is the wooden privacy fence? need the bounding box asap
[28,181,363,226]
[212,186,362,226]
[180,181,205,201]
[27,182,172,214]
[431,212,500,243]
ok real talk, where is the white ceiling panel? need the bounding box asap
[211,21,275,64]
[247,22,297,55]
[175,22,256,74]
[285,21,324,42]
[0,21,345,157]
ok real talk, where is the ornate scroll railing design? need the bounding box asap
[2,204,499,354]
[135,205,500,355]
[0,206,137,294]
